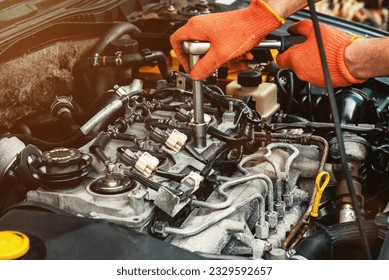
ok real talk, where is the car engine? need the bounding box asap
[0,0,388,260]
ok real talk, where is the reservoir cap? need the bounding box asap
[0,231,30,260]
[237,70,262,87]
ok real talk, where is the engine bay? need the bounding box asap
[0,0,388,260]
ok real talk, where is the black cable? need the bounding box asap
[207,84,225,96]
[272,112,310,124]
[125,168,182,195]
[155,170,186,183]
[286,71,295,113]
[207,126,247,146]
[200,145,231,177]
[127,169,161,192]
[117,146,168,161]
[147,121,194,136]
[144,87,192,100]
[275,69,299,113]
[307,0,372,259]
[307,82,315,121]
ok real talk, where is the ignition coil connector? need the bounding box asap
[150,128,187,152]
[178,171,203,196]
[121,149,159,177]
[176,108,193,123]
[166,130,188,152]
[175,108,212,127]
[240,121,255,150]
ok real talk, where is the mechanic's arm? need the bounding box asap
[277,19,388,88]
[346,36,389,79]
[264,0,321,19]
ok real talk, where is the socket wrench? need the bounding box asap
[183,41,211,149]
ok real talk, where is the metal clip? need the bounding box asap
[93,53,100,67]
[115,51,123,66]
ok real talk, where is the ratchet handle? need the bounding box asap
[279,35,307,53]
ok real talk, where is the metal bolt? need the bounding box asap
[107,162,115,173]
[228,101,234,113]
[90,212,99,218]
[287,249,296,258]
[7,170,15,178]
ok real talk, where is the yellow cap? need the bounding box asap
[0,231,30,260]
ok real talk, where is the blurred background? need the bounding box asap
[316,0,389,30]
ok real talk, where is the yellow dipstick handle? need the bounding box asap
[310,171,330,218]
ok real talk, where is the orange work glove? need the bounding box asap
[170,0,284,80]
[277,20,366,88]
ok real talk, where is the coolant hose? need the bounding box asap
[295,220,378,260]
[93,22,141,55]
[146,51,170,81]
[80,89,143,135]
[73,51,171,81]
[81,99,125,135]
[57,111,80,137]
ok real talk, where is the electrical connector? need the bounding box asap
[178,171,203,195]
[165,129,188,152]
[121,149,159,177]
[150,128,187,152]
[135,152,159,178]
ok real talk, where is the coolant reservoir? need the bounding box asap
[226,70,279,121]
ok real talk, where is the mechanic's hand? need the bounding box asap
[277,20,366,88]
[170,0,284,80]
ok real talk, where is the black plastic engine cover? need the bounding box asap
[0,208,203,260]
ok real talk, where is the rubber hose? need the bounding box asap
[57,111,80,137]
[73,52,170,81]
[111,133,139,143]
[93,22,141,55]
[9,130,94,150]
[89,132,111,163]
[144,51,170,81]
[295,220,378,260]
[273,113,309,124]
